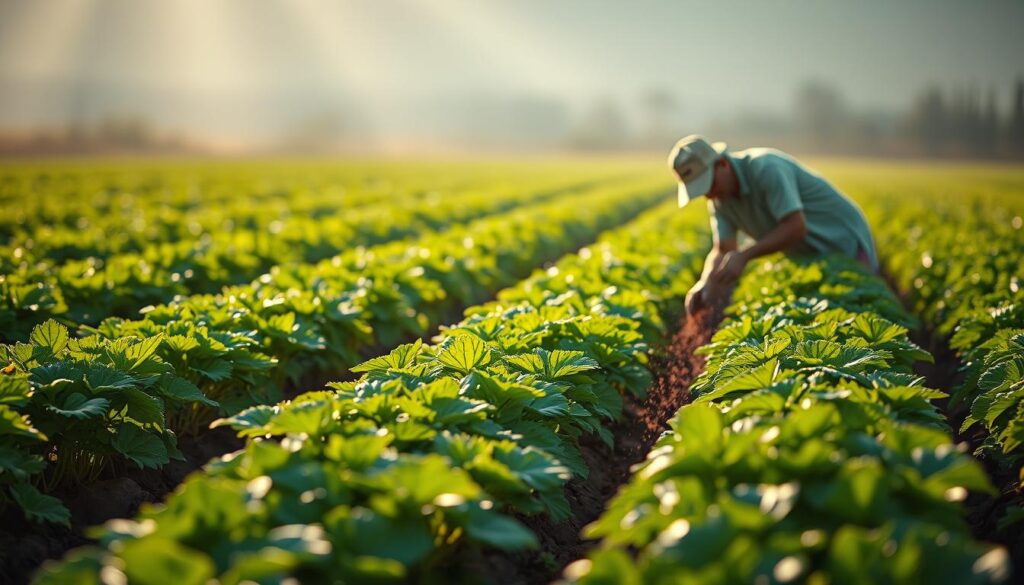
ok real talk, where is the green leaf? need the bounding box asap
[0,405,45,439]
[211,404,277,437]
[9,482,70,526]
[539,349,599,379]
[112,425,169,469]
[45,394,110,420]
[157,376,217,407]
[351,339,423,373]
[111,387,165,426]
[697,358,781,402]
[264,400,335,437]
[436,335,492,374]
[119,537,215,585]
[462,371,544,412]
[0,373,32,405]
[190,359,233,381]
[848,313,907,344]
[124,335,165,371]
[790,340,890,371]
[670,403,724,450]
[30,319,69,356]
[30,548,105,585]
[84,363,136,392]
[459,504,538,550]
[0,444,45,478]
[527,392,571,418]
[494,445,570,492]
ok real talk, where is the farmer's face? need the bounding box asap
[706,158,737,201]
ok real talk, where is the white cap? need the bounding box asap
[667,135,728,207]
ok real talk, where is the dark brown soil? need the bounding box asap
[459,304,722,585]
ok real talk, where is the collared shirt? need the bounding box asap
[708,148,879,269]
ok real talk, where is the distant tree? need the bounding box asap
[909,86,946,155]
[981,87,999,156]
[793,80,847,151]
[1011,79,1024,154]
[569,98,629,151]
[640,88,678,148]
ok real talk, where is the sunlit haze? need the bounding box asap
[1,0,1021,155]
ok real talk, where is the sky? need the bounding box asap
[0,0,1021,149]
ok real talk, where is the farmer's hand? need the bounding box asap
[709,250,748,287]
[685,281,706,315]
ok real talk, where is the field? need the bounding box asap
[1,158,1022,584]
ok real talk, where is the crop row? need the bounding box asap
[1,169,605,339]
[564,254,1009,584]
[30,200,710,584]
[0,178,670,530]
[860,188,1024,527]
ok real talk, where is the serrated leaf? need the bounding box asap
[191,359,233,382]
[84,363,136,392]
[436,335,491,374]
[112,425,169,468]
[0,373,32,404]
[538,349,599,379]
[45,394,110,419]
[124,335,165,371]
[351,339,424,373]
[527,392,570,417]
[10,482,70,526]
[29,319,69,356]
[697,358,782,402]
[462,371,543,412]
[157,376,217,407]
[113,387,165,426]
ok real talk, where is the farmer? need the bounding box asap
[670,135,878,315]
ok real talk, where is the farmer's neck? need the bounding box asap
[706,158,740,202]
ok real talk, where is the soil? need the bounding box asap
[459,303,723,585]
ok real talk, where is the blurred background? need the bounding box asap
[1,0,1022,159]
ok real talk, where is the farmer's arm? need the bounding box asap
[700,237,737,280]
[708,211,807,285]
[686,204,737,313]
[708,163,806,287]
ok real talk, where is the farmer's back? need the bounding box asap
[709,148,878,269]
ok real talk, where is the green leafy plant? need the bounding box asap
[565,255,1010,585]
[1,320,207,526]
[34,199,711,582]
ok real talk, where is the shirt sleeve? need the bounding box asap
[760,162,804,221]
[707,199,736,243]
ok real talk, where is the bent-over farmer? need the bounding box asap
[669,135,878,315]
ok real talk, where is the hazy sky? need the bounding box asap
[1,0,1021,144]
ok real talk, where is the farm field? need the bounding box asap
[1,158,1022,584]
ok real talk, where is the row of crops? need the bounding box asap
[29,199,711,583]
[1,165,674,531]
[0,161,623,338]
[849,166,1024,535]
[565,255,1008,584]
[2,160,1021,584]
